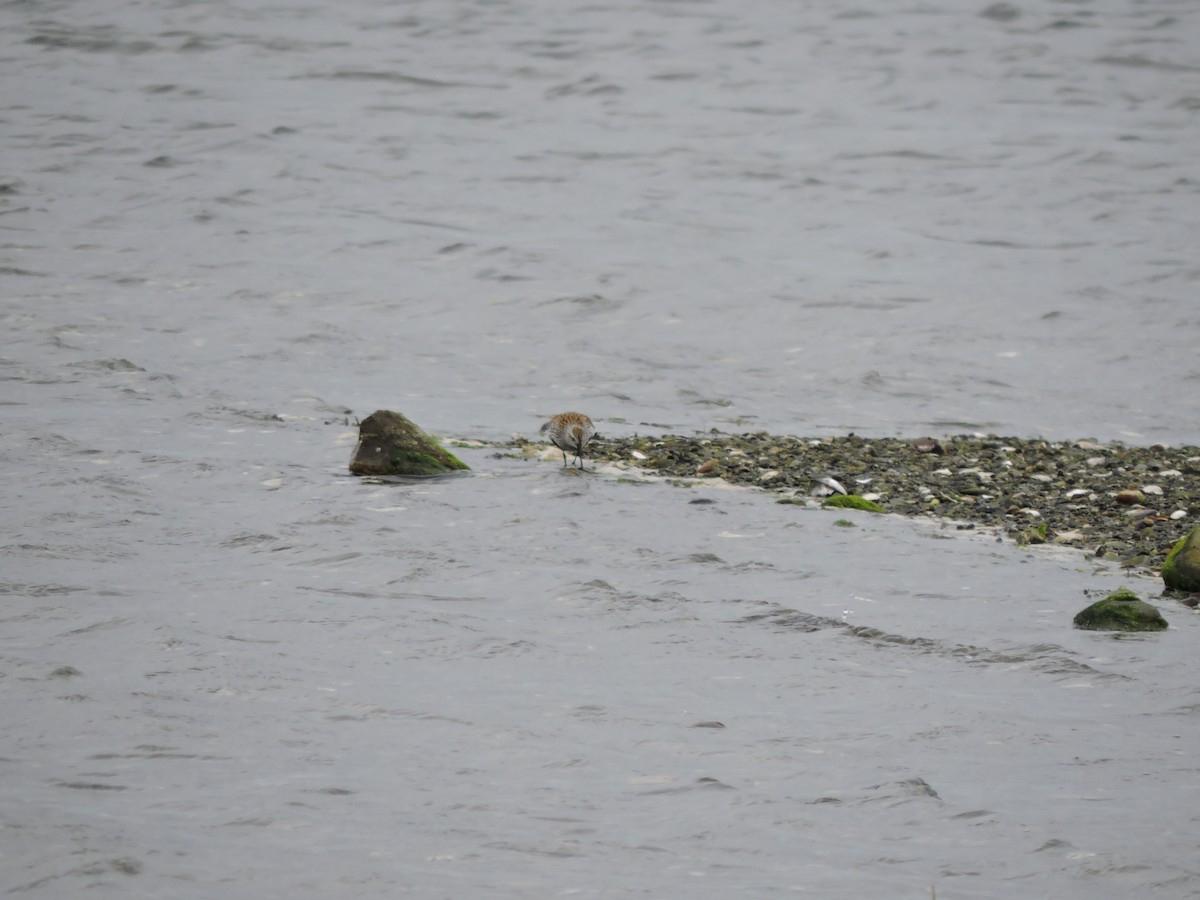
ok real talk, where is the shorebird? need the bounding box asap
[544,411,596,470]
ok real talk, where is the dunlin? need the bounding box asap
[544,411,596,470]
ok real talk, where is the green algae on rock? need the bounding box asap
[1015,521,1049,546]
[822,494,885,513]
[1072,588,1168,632]
[348,410,469,477]
[1161,526,1200,593]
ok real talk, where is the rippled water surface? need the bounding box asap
[3,0,1199,896]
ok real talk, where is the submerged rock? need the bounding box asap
[1161,526,1200,592]
[348,410,469,477]
[1072,588,1168,632]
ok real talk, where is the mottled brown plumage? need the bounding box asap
[545,411,596,470]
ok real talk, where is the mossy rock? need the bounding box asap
[1072,588,1167,632]
[348,410,469,477]
[1016,522,1048,546]
[1161,526,1200,593]
[822,494,885,513]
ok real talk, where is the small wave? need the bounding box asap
[27,30,157,55]
[744,606,1120,679]
[301,70,477,88]
[1096,55,1200,73]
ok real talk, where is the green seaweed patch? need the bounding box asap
[822,495,885,513]
[1102,587,1138,602]
[1016,521,1049,546]
[833,518,856,528]
[388,446,469,476]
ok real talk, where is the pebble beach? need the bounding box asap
[574,431,1200,584]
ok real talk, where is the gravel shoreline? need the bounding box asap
[573,432,1200,581]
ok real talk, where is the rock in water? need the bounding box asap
[1072,588,1167,632]
[348,410,469,477]
[1161,525,1200,593]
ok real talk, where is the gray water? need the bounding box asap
[3,0,1199,897]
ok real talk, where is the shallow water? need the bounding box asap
[5,446,1199,898]
[3,0,1200,896]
